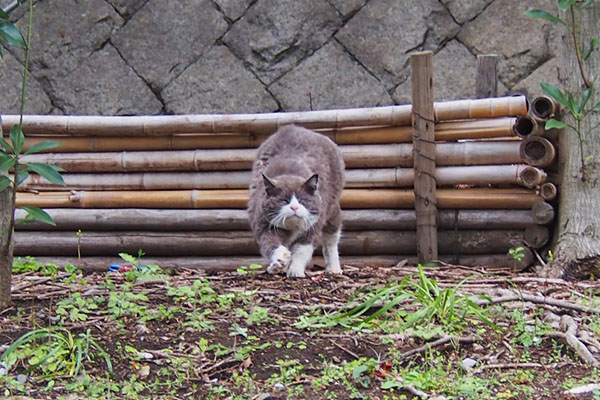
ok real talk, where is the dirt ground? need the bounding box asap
[1,259,600,399]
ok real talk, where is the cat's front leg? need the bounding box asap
[322,229,343,274]
[287,244,314,278]
[267,245,292,274]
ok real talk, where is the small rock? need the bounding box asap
[0,366,6,377]
[461,357,477,371]
[137,352,154,360]
[16,374,27,384]
[273,383,286,391]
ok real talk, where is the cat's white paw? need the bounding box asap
[267,246,291,274]
[267,261,286,274]
[326,264,343,274]
[286,265,306,278]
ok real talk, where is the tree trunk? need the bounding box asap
[551,4,600,279]
[0,169,12,309]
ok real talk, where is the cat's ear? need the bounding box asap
[262,174,279,196]
[302,174,319,195]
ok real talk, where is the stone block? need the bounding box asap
[14,0,123,80]
[336,0,459,90]
[112,0,227,91]
[50,45,162,115]
[440,0,494,24]
[0,52,53,115]
[458,0,555,88]
[223,0,341,84]
[511,57,561,99]
[329,0,367,18]
[106,0,149,17]
[213,0,254,21]
[270,41,392,111]
[162,46,278,114]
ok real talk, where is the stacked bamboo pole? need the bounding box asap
[8,89,559,272]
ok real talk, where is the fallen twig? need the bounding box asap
[474,292,600,315]
[399,335,477,360]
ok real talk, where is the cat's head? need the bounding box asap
[261,173,320,232]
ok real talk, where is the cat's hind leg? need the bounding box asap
[287,244,313,278]
[322,229,342,274]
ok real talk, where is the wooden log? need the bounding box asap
[523,224,551,248]
[539,182,557,201]
[21,140,524,172]
[475,54,498,98]
[17,165,547,191]
[13,229,533,257]
[411,51,438,262]
[2,96,527,136]
[15,188,545,209]
[14,208,548,231]
[28,252,533,272]
[519,136,557,168]
[531,201,555,225]
[0,169,13,308]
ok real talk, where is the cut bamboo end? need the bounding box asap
[539,182,557,201]
[518,166,547,188]
[530,95,558,121]
[519,136,556,168]
[513,115,544,138]
[531,201,555,225]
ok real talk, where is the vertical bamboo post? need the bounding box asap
[411,51,438,263]
[475,54,498,98]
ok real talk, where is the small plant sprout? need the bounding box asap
[509,246,526,262]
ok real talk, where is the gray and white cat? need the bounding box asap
[248,125,345,278]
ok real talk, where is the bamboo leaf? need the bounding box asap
[9,125,25,155]
[523,9,566,25]
[0,136,12,153]
[558,0,577,10]
[0,175,11,192]
[594,101,600,110]
[16,169,29,186]
[545,119,567,130]
[580,87,593,111]
[0,20,26,49]
[23,141,61,155]
[540,83,569,108]
[583,37,598,60]
[0,153,15,171]
[20,206,56,226]
[25,162,65,185]
[581,0,596,8]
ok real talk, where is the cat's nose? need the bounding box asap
[290,205,299,212]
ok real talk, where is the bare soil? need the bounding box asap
[1,262,599,399]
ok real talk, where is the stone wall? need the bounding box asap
[0,0,559,116]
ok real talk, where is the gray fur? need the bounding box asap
[248,125,345,276]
